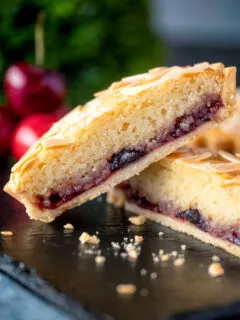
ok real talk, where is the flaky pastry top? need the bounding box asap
[167,147,240,184]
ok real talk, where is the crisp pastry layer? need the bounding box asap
[108,147,240,257]
[4,62,236,222]
[191,89,240,153]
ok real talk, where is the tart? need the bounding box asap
[4,62,236,222]
[108,147,240,257]
[191,89,240,152]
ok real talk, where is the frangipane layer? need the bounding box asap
[108,148,240,257]
[4,63,236,222]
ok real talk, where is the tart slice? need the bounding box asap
[4,63,236,222]
[108,148,240,257]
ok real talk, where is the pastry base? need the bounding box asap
[107,188,240,257]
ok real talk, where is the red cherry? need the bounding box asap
[0,107,15,156]
[53,105,70,118]
[11,113,59,160]
[4,62,67,118]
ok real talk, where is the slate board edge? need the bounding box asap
[0,252,113,320]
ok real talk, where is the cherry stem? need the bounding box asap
[35,11,45,66]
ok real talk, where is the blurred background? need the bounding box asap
[2,0,240,106]
[1,0,240,161]
[0,0,163,106]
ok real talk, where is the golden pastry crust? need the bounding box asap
[4,63,236,222]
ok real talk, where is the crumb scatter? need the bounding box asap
[208,262,224,277]
[174,258,185,266]
[212,255,220,262]
[171,251,178,257]
[160,254,169,262]
[150,272,157,279]
[140,269,147,276]
[116,284,136,296]
[120,252,127,259]
[79,232,100,245]
[64,223,74,230]
[128,250,138,260]
[0,231,13,236]
[181,244,186,251]
[159,249,164,256]
[134,235,143,243]
[95,256,106,265]
[129,216,146,226]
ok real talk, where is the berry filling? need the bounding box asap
[39,93,223,210]
[110,149,146,172]
[120,184,240,247]
[176,209,207,231]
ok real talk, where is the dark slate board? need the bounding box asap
[1,166,240,320]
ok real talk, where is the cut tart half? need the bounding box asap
[108,147,240,257]
[4,62,236,222]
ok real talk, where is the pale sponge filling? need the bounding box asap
[126,159,240,228]
[39,93,223,209]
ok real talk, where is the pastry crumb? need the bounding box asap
[158,231,164,236]
[79,232,100,245]
[134,235,143,243]
[208,262,224,278]
[140,268,147,276]
[95,256,106,265]
[124,243,141,258]
[174,258,185,267]
[116,284,136,296]
[212,255,220,262]
[84,249,96,255]
[64,223,74,230]
[160,254,169,262]
[128,250,138,260]
[128,216,146,226]
[0,231,13,236]
[120,252,127,259]
[150,272,157,279]
[171,251,178,257]
[181,244,186,251]
[159,249,164,256]
[140,288,149,297]
[111,241,121,250]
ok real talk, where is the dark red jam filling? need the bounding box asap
[39,93,223,210]
[176,209,207,231]
[110,149,146,172]
[120,184,240,247]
